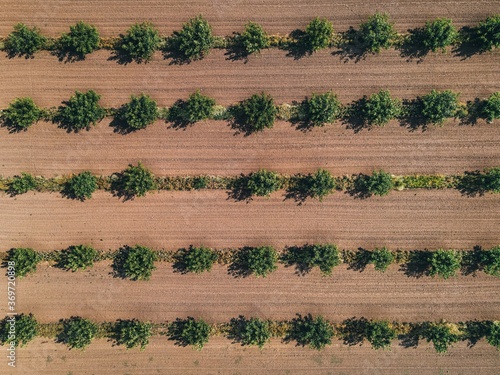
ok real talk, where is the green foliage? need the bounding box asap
[288,314,334,350]
[7,248,41,278]
[169,16,215,62]
[304,18,334,52]
[231,93,277,133]
[114,319,153,350]
[231,246,278,277]
[58,317,98,350]
[174,245,218,274]
[245,169,282,197]
[283,244,340,275]
[168,317,211,350]
[8,173,37,195]
[57,245,98,272]
[118,94,158,130]
[299,92,342,127]
[420,18,458,52]
[57,21,100,60]
[229,316,271,348]
[358,13,396,53]
[353,170,394,197]
[366,321,396,349]
[112,163,157,199]
[484,167,500,193]
[357,90,401,126]
[369,248,395,272]
[54,90,106,132]
[233,22,270,55]
[169,91,216,125]
[486,321,500,349]
[63,171,97,200]
[472,15,500,52]
[292,169,336,201]
[117,22,160,63]
[113,245,157,281]
[420,89,459,125]
[421,323,459,353]
[428,249,461,279]
[0,313,38,347]
[480,246,500,277]
[4,23,46,58]
[481,92,500,123]
[3,97,41,131]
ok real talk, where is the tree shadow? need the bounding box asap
[226,175,253,202]
[280,245,314,275]
[281,29,312,60]
[459,99,484,126]
[461,246,483,276]
[227,247,255,278]
[161,39,194,65]
[345,174,372,199]
[51,47,87,63]
[339,317,368,346]
[345,248,372,272]
[108,109,136,135]
[400,251,431,278]
[0,119,32,134]
[224,34,252,63]
[399,324,420,349]
[284,176,313,205]
[455,170,488,197]
[171,247,192,274]
[166,100,193,129]
[226,105,259,136]
[109,174,136,201]
[106,37,135,65]
[452,27,484,60]
[398,98,429,132]
[396,28,429,63]
[341,98,370,133]
[462,320,491,348]
[331,28,368,63]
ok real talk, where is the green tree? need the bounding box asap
[229,316,271,349]
[484,167,500,193]
[486,321,500,349]
[471,15,500,52]
[481,92,500,123]
[118,94,158,130]
[358,13,396,53]
[421,322,460,353]
[357,90,401,126]
[58,317,98,350]
[2,97,41,131]
[304,18,334,52]
[244,169,282,197]
[8,173,37,195]
[231,246,278,277]
[168,91,216,125]
[231,93,277,134]
[480,246,500,277]
[293,169,336,201]
[428,249,461,279]
[168,16,215,62]
[366,321,396,349]
[113,245,157,281]
[114,319,153,350]
[56,21,100,61]
[299,92,342,127]
[420,18,458,52]
[168,317,211,350]
[369,247,394,272]
[57,245,98,272]
[233,22,270,56]
[353,170,394,197]
[7,248,41,278]
[54,90,106,132]
[174,245,218,274]
[288,314,334,350]
[0,313,38,347]
[420,89,459,125]
[112,162,157,199]
[4,23,46,58]
[116,22,161,63]
[63,171,98,200]
[283,244,340,275]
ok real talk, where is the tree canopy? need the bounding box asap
[56,21,100,61]
[303,18,334,52]
[232,22,270,56]
[8,173,37,195]
[114,319,153,350]
[481,92,500,123]
[58,316,98,350]
[420,89,459,125]
[0,313,38,347]
[288,314,334,350]
[420,18,458,52]
[4,23,46,58]
[2,97,41,131]
[63,171,98,200]
[118,94,158,130]
[231,246,279,277]
[299,91,342,127]
[229,316,271,348]
[168,16,215,62]
[356,90,401,126]
[54,90,106,132]
[168,317,211,350]
[113,245,157,280]
[7,248,41,278]
[353,170,394,197]
[174,245,218,274]
[112,163,157,199]
[428,249,462,279]
[57,245,98,272]
[283,244,341,275]
[116,22,161,63]
[231,93,277,134]
[358,13,396,53]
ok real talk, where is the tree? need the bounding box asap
[8,173,37,195]
[283,244,340,275]
[420,18,458,52]
[353,170,394,197]
[481,92,500,123]
[118,94,158,130]
[168,16,215,62]
[114,319,153,350]
[174,245,218,274]
[231,246,278,277]
[293,169,336,201]
[56,21,100,61]
[54,90,106,132]
[420,322,459,353]
[231,93,277,134]
[369,247,394,272]
[358,13,396,53]
[428,249,461,279]
[471,15,500,53]
[168,317,211,350]
[303,18,334,52]
[2,97,41,131]
[57,245,98,272]
[116,22,161,63]
[63,171,98,200]
[480,246,500,277]
[232,22,270,56]
[366,321,396,349]
[484,167,500,193]
[229,316,271,348]
[112,162,157,199]
[420,89,459,125]
[113,245,157,281]
[244,169,282,197]
[0,313,38,347]
[357,90,401,126]
[486,321,500,349]
[7,248,41,278]
[58,317,98,350]
[4,23,46,58]
[168,91,216,125]
[288,314,334,350]
[299,92,342,127]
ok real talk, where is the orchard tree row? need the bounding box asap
[0,313,499,353]
[5,244,500,281]
[1,166,499,201]
[1,14,499,62]
[1,90,499,133]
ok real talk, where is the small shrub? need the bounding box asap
[192,176,209,189]
[118,94,158,130]
[54,90,106,132]
[231,246,278,277]
[421,322,460,353]
[168,16,215,62]
[113,245,157,281]
[287,314,334,350]
[58,316,98,350]
[4,23,46,58]
[168,317,211,350]
[168,91,216,125]
[356,90,401,126]
[231,93,277,134]
[366,321,396,349]
[56,21,100,61]
[57,245,98,272]
[114,319,152,350]
[369,248,394,272]
[232,22,269,56]
[2,97,41,131]
[353,170,394,198]
[299,92,342,127]
[8,173,37,195]
[116,22,161,63]
[480,246,500,277]
[481,92,500,123]
[283,244,340,275]
[174,245,218,274]
[244,169,282,197]
[7,248,40,278]
[63,171,98,200]
[0,313,38,347]
[303,18,334,52]
[420,89,459,125]
[112,162,157,199]
[358,13,396,53]
[428,249,461,279]
[229,316,271,348]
